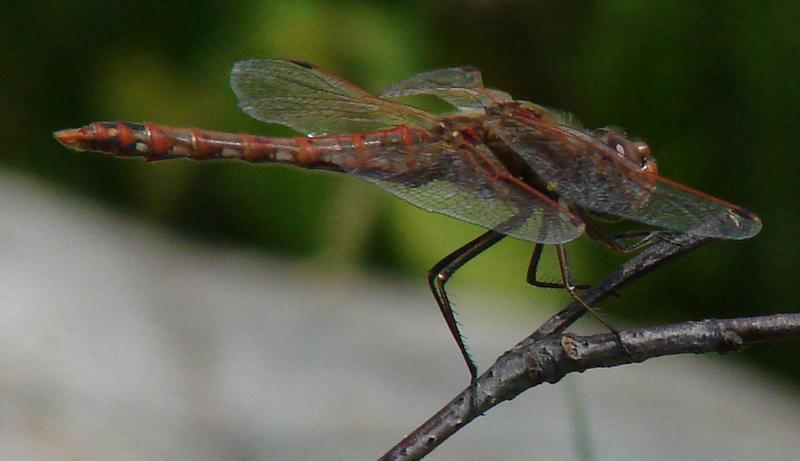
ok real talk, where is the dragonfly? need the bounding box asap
[55,59,762,382]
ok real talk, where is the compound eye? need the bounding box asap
[629,141,653,171]
[634,142,651,157]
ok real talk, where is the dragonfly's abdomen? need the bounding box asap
[54,121,428,170]
[55,121,317,164]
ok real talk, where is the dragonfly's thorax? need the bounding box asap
[481,122,556,198]
[432,116,485,143]
[430,115,557,200]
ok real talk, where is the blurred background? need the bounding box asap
[1,1,799,460]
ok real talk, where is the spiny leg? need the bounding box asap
[530,230,666,295]
[527,243,590,290]
[555,243,618,334]
[428,230,506,384]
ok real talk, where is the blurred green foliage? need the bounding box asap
[2,1,798,380]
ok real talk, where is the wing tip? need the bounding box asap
[728,206,762,239]
[231,58,261,74]
[732,205,760,222]
[689,206,762,240]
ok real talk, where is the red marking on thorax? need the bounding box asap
[460,127,480,143]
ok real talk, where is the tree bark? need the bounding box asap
[379,233,800,461]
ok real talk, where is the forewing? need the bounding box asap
[489,117,761,239]
[611,176,762,239]
[231,59,434,135]
[340,139,583,243]
[379,67,510,112]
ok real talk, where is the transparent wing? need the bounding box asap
[613,176,762,239]
[231,59,435,135]
[489,117,761,239]
[379,67,511,112]
[341,138,584,243]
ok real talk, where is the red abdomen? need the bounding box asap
[54,121,429,171]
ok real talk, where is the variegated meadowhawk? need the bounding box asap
[55,59,761,382]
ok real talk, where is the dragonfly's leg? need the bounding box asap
[595,230,672,253]
[580,210,672,254]
[611,230,670,253]
[618,230,684,249]
[526,243,591,290]
[428,230,506,383]
[611,230,657,240]
[555,244,618,334]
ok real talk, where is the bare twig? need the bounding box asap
[379,233,798,461]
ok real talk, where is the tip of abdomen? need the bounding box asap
[54,121,150,157]
[53,126,95,152]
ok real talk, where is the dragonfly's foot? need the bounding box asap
[612,330,635,361]
[466,378,481,417]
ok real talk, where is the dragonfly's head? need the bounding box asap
[592,128,658,175]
